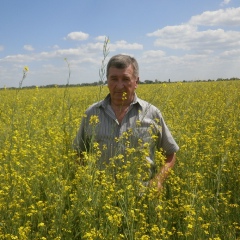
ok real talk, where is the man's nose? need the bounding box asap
[116,80,124,88]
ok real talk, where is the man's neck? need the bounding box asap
[110,103,130,124]
[110,94,135,109]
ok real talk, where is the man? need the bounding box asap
[73,54,179,191]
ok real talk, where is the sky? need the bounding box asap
[0,0,240,88]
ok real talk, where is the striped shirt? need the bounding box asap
[73,93,179,168]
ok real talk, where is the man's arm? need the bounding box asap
[75,151,86,166]
[73,115,89,166]
[150,153,177,191]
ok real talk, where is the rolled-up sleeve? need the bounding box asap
[73,116,89,154]
[159,116,179,155]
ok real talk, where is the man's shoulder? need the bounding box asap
[85,100,103,113]
[85,95,109,114]
[137,97,160,112]
[135,97,164,121]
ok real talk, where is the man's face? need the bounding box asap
[107,65,139,106]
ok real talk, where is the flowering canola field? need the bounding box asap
[0,81,239,239]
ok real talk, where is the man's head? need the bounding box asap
[106,54,139,79]
[106,54,139,106]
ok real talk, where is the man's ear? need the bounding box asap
[135,77,139,88]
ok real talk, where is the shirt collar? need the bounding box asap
[98,93,142,109]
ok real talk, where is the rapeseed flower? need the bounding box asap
[0,81,239,239]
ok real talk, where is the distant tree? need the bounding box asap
[144,80,153,84]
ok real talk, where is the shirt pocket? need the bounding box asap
[131,126,152,146]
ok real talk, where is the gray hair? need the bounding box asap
[106,54,139,78]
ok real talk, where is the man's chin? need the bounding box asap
[113,93,124,99]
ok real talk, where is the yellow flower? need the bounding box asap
[89,115,100,125]
[187,224,193,229]
[23,66,29,72]
[38,222,45,227]
[122,91,127,101]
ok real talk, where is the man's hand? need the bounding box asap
[150,153,176,192]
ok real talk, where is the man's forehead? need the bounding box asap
[108,66,134,75]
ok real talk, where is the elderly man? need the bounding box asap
[73,54,179,191]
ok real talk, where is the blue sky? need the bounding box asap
[0,0,240,87]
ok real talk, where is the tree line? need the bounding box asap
[1,77,239,90]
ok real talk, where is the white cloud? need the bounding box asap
[55,48,84,56]
[142,50,165,59]
[0,38,144,88]
[3,54,35,63]
[221,49,240,57]
[23,45,34,51]
[1,43,104,69]
[147,9,240,52]
[87,42,105,51]
[37,47,89,60]
[220,0,231,6]
[65,31,89,41]
[147,25,197,50]
[148,24,196,37]
[95,35,108,41]
[143,7,240,82]
[189,7,240,26]
[140,50,238,82]
[148,26,240,50]
[52,45,59,49]
[111,40,143,51]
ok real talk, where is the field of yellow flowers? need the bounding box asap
[0,81,239,239]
